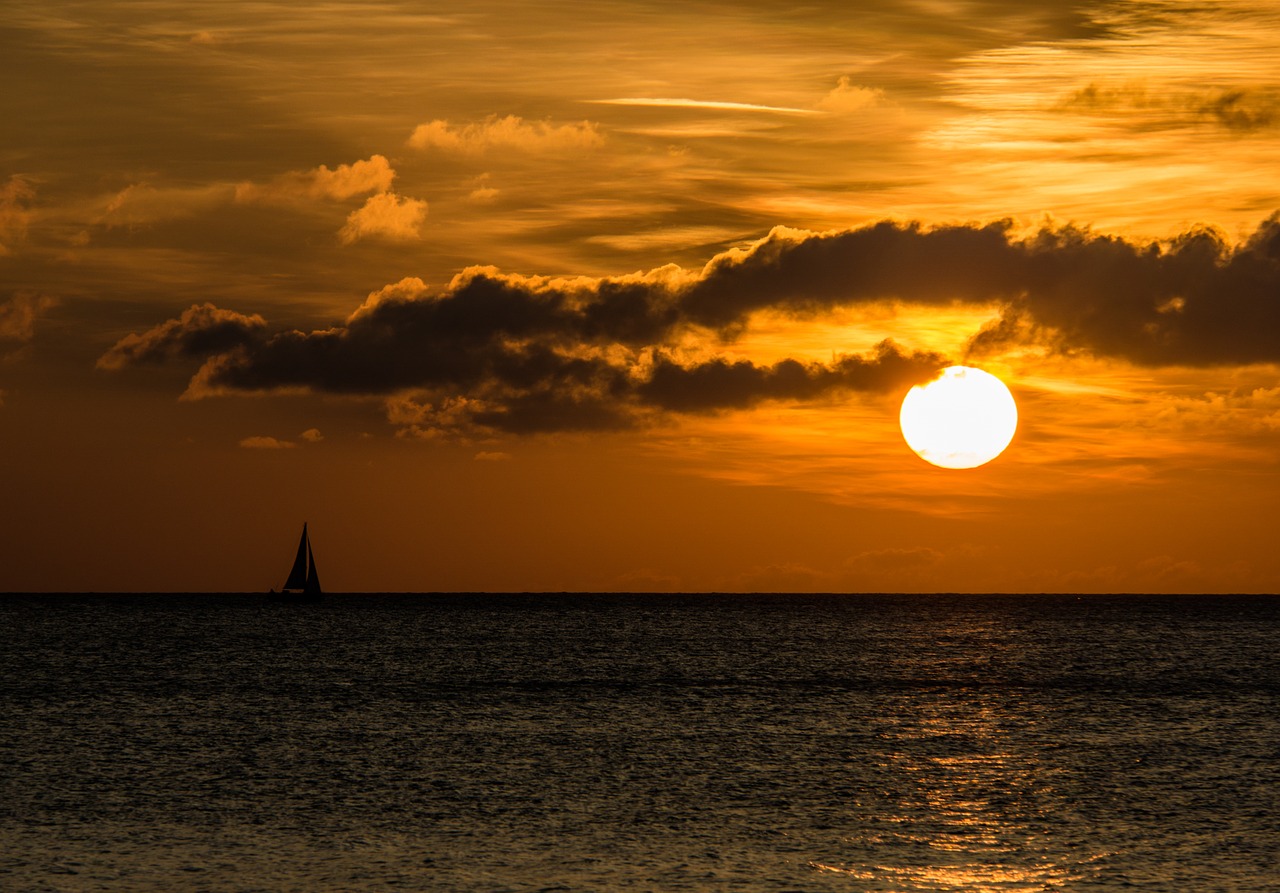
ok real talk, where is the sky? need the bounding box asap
[4,0,1280,593]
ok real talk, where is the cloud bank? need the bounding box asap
[101,215,1280,433]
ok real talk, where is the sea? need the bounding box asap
[1,593,1277,892]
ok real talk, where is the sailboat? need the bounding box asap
[273,522,322,602]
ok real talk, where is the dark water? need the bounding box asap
[2,593,1277,892]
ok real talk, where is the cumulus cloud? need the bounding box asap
[235,155,397,203]
[964,217,1280,365]
[679,216,1280,367]
[347,277,430,321]
[0,176,34,255]
[96,303,266,370]
[338,192,428,244]
[407,115,603,153]
[300,427,324,442]
[0,292,58,344]
[114,263,941,433]
[107,214,1280,434]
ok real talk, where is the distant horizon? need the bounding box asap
[5,590,1276,598]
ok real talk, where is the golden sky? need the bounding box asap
[4,0,1280,592]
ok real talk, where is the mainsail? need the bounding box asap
[305,539,321,594]
[281,523,322,594]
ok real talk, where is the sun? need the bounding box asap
[900,366,1018,469]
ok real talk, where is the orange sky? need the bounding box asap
[4,0,1280,592]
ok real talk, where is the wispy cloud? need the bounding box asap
[235,155,397,203]
[588,97,820,115]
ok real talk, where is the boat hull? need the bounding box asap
[268,590,323,604]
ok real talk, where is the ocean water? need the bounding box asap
[1,593,1277,892]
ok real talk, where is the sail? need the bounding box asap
[283,523,309,591]
[304,540,322,594]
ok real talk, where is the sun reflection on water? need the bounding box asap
[806,689,1111,891]
[810,857,1097,892]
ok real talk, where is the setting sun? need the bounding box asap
[899,366,1018,469]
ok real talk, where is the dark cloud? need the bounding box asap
[102,214,1280,432]
[681,215,1280,367]
[96,303,266,370]
[973,217,1280,365]
[681,221,1023,327]
[639,342,944,412]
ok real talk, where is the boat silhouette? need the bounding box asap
[271,522,322,602]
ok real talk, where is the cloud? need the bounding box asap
[816,77,884,114]
[966,216,1280,366]
[346,277,430,321]
[0,293,58,344]
[0,176,34,255]
[387,394,486,442]
[80,156,401,233]
[338,192,428,244]
[300,428,324,442]
[93,182,242,229]
[681,216,1280,367]
[1058,83,1280,133]
[588,97,819,116]
[467,174,499,204]
[110,214,1280,434]
[175,279,938,432]
[97,303,266,370]
[239,436,295,449]
[407,115,603,153]
[235,155,397,203]
[474,450,511,461]
[638,342,944,412]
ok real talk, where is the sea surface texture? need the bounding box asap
[2,593,1277,892]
